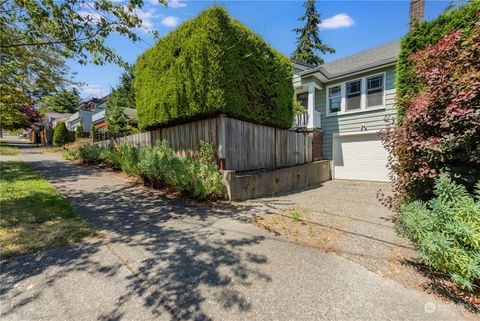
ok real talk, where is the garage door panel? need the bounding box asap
[333,133,389,182]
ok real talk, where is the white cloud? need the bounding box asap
[78,11,103,22]
[168,0,187,8]
[147,0,186,7]
[76,84,104,98]
[161,16,180,27]
[319,13,355,30]
[137,9,156,30]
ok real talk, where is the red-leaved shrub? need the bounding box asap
[383,20,480,205]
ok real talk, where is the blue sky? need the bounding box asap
[70,0,452,98]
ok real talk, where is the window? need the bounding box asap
[297,93,308,109]
[346,80,361,111]
[325,72,386,116]
[328,86,341,113]
[366,75,384,107]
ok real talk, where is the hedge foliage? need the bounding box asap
[384,22,480,204]
[134,6,294,130]
[396,1,480,117]
[75,124,83,140]
[53,122,70,146]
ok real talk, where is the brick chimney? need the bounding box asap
[409,0,425,30]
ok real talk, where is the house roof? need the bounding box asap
[45,111,72,119]
[91,108,137,124]
[299,40,401,81]
[74,94,110,111]
[291,59,316,70]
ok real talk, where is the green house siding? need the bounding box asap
[315,66,397,160]
[293,67,303,88]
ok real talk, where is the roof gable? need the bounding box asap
[299,40,400,80]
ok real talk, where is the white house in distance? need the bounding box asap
[65,95,109,132]
[44,111,72,128]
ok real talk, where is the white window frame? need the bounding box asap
[365,74,385,109]
[327,85,342,114]
[326,72,386,117]
[345,77,363,112]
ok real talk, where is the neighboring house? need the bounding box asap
[91,109,106,132]
[91,107,138,133]
[43,111,73,145]
[44,111,73,128]
[292,41,400,182]
[66,96,109,132]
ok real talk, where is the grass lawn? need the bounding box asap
[0,145,20,156]
[0,161,95,258]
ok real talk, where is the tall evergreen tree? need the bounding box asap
[291,0,335,66]
[106,66,136,134]
[39,88,81,114]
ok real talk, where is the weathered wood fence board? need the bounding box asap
[94,115,312,172]
[223,117,277,171]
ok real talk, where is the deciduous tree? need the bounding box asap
[1,0,166,133]
[0,0,166,66]
[0,25,69,133]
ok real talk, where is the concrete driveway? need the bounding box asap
[244,179,416,277]
[0,143,468,320]
[246,180,479,317]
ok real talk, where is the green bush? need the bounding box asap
[396,1,480,118]
[134,6,293,130]
[116,144,142,176]
[74,144,121,169]
[397,175,480,290]
[78,144,102,164]
[99,147,121,170]
[61,148,79,160]
[136,140,175,187]
[52,122,70,146]
[136,140,223,200]
[73,140,223,200]
[75,125,84,141]
[194,140,217,164]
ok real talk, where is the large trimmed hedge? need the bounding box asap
[396,1,480,117]
[134,6,294,130]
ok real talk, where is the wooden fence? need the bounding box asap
[93,115,312,172]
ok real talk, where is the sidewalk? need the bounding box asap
[0,143,467,321]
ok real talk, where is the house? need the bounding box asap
[42,111,73,145]
[291,41,400,182]
[91,107,138,133]
[44,111,73,127]
[291,1,425,182]
[91,109,106,132]
[65,96,108,132]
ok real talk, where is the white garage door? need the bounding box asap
[333,132,389,182]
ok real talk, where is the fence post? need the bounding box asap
[217,114,226,170]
